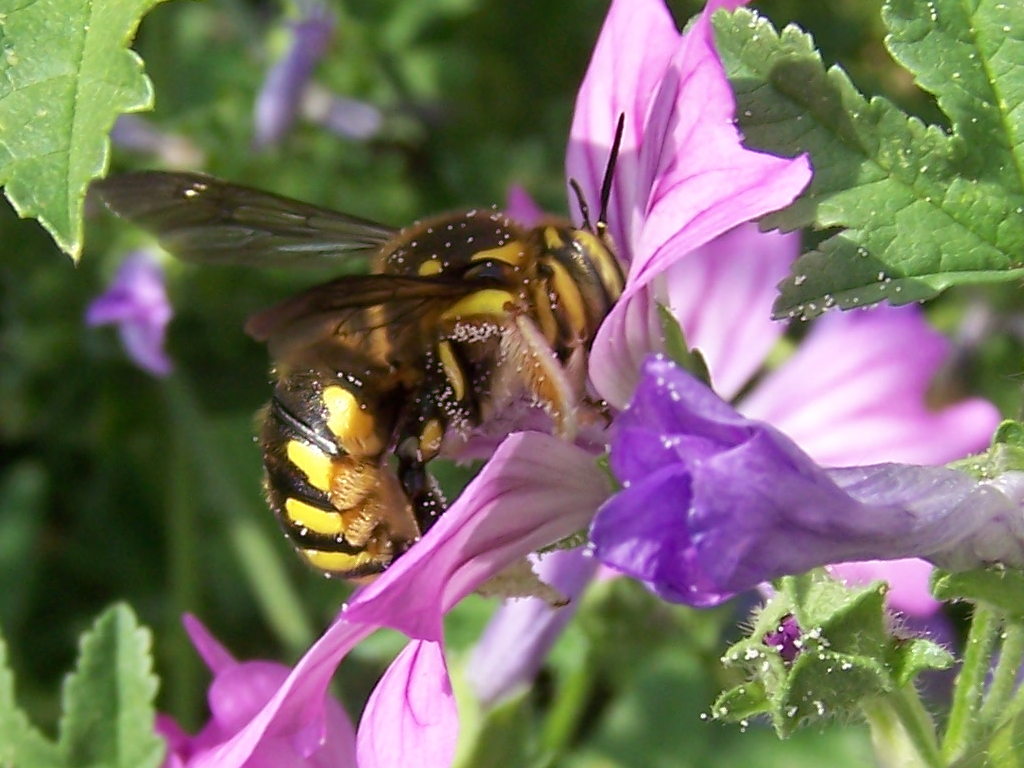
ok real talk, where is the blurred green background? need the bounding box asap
[1,0,1018,765]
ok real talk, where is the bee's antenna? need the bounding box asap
[597,113,626,228]
[569,178,592,231]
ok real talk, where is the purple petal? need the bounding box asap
[193,432,609,768]
[467,548,598,706]
[590,224,797,408]
[740,305,1001,466]
[357,640,457,768]
[254,3,335,149]
[301,87,383,141]
[591,357,1017,606]
[86,251,173,377]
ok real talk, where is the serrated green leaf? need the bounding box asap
[0,629,60,768]
[888,638,954,687]
[994,420,1024,450]
[712,681,771,723]
[777,651,889,738]
[713,5,1024,319]
[932,566,1024,618]
[0,0,165,259]
[58,603,163,768]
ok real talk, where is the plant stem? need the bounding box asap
[862,686,944,768]
[979,622,1024,729]
[942,604,1000,764]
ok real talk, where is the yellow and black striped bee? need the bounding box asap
[94,133,624,579]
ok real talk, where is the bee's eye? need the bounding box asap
[463,259,512,282]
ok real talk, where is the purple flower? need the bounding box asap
[470,0,997,705]
[253,2,334,150]
[465,0,811,704]
[590,356,1021,606]
[86,251,173,377]
[764,614,802,665]
[179,434,609,767]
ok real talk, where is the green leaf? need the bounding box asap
[932,566,1024,619]
[656,303,712,387]
[0,0,165,259]
[0,628,60,768]
[713,4,1024,319]
[950,419,1024,479]
[58,603,164,768]
[718,573,951,737]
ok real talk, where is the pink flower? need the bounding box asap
[469,0,998,703]
[86,250,173,377]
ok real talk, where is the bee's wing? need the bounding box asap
[93,171,397,267]
[245,273,493,363]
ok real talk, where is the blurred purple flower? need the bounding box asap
[181,434,609,768]
[111,115,206,168]
[254,2,335,150]
[86,251,173,377]
[590,356,1022,606]
[300,85,384,142]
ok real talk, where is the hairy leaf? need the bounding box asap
[0,0,164,259]
[58,603,163,768]
[714,3,1024,318]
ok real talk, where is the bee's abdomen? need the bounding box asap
[260,376,419,578]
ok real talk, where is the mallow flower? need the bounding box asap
[86,250,173,377]
[467,0,997,705]
[591,356,1023,605]
[176,0,814,763]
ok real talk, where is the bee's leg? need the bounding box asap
[493,313,579,439]
[390,363,460,536]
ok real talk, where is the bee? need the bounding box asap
[94,123,625,579]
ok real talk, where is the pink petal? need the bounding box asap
[504,185,544,227]
[829,559,941,618]
[192,432,609,768]
[566,0,681,256]
[191,620,373,768]
[183,614,235,674]
[357,640,457,768]
[623,8,810,295]
[467,548,598,706]
[739,305,1000,466]
[347,432,611,638]
[590,225,797,408]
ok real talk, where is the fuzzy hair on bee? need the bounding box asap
[93,119,626,578]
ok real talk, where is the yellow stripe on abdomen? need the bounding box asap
[322,385,382,455]
[301,548,382,574]
[286,440,333,491]
[284,497,343,536]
